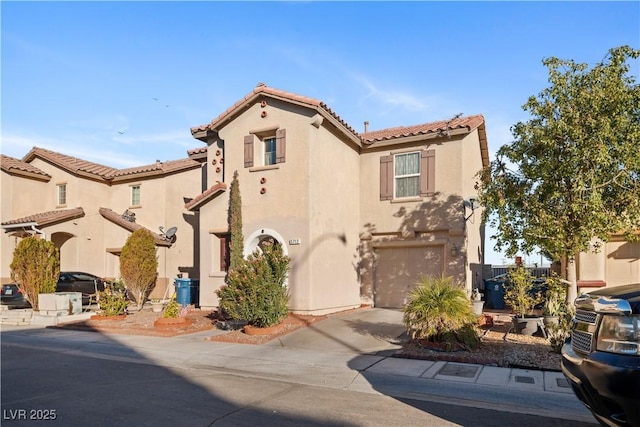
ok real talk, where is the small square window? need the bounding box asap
[263,137,277,166]
[57,183,67,206]
[131,185,141,206]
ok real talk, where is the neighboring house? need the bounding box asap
[575,232,640,292]
[188,83,489,314]
[1,83,489,314]
[1,149,203,297]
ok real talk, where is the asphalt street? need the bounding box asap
[2,344,591,427]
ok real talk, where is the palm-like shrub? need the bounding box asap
[10,237,60,311]
[217,242,290,328]
[403,275,480,350]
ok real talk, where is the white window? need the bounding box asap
[57,183,67,206]
[394,152,420,198]
[130,185,141,206]
[263,137,277,166]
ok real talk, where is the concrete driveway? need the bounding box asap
[267,307,408,355]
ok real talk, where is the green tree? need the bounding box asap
[10,237,60,311]
[228,170,244,271]
[120,228,158,309]
[478,46,640,303]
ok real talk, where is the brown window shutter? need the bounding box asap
[379,155,393,200]
[244,135,254,168]
[219,234,230,272]
[276,128,286,163]
[420,149,435,196]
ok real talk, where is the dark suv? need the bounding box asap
[561,283,640,427]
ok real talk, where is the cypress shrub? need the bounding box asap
[10,236,59,311]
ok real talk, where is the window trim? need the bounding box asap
[379,148,435,201]
[393,151,421,199]
[130,184,141,207]
[56,182,67,206]
[244,128,286,168]
[263,136,277,166]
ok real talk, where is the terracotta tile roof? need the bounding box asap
[361,115,485,143]
[1,154,51,181]
[112,158,201,181]
[191,83,360,141]
[185,182,227,211]
[23,147,119,180]
[21,147,200,182]
[187,146,208,160]
[98,207,172,247]
[1,208,85,228]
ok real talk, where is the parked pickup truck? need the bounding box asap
[561,283,640,427]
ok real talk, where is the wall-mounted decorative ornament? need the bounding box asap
[220,158,224,164]
[216,166,221,173]
[215,149,221,156]
[260,100,267,108]
[260,177,267,184]
[211,158,217,165]
[260,187,266,194]
[261,111,267,118]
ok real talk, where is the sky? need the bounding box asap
[2,1,639,266]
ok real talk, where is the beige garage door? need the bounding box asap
[374,246,444,308]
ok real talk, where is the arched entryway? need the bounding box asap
[51,232,76,271]
[244,228,288,257]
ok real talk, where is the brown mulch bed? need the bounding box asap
[205,313,327,345]
[396,313,563,371]
[52,308,218,337]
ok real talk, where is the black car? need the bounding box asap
[56,272,105,305]
[0,284,31,308]
[561,283,640,427]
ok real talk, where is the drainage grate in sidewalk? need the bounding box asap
[438,364,479,378]
[514,376,535,384]
[556,377,570,388]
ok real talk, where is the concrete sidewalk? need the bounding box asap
[0,308,595,423]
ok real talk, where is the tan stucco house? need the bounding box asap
[2,83,490,314]
[574,233,640,293]
[1,149,203,296]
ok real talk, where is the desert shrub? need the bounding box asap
[403,275,480,350]
[10,236,60,311]
[548,304,575,353]
[98,280,128,316]
[542,273,567,317]
[120,229,158,309]
[163,297,180,318]
[217,242,290,328]
[504,266,543,318]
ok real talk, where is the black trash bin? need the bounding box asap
[483,278,506,309]
[190,279,200,306]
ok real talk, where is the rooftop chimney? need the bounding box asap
[364,121,369,133]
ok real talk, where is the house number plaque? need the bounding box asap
[289,239,301,245]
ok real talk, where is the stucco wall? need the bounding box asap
[1,155,201,300]
[357,134,478,292]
